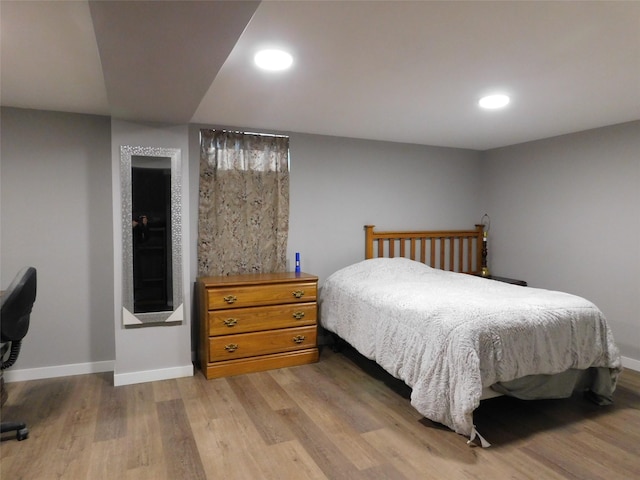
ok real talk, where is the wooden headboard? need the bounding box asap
[364,225,485,275]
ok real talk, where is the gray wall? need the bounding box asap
[482,121,640,361]
[1,108,114,370]
[3,107,637,377]
[285,133,483,284]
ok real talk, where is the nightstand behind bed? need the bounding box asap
[474,274,527,286]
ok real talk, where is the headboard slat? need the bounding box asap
[430,239,436,268]
[448,238,455,271]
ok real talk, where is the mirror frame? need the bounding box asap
[120,145,183,326]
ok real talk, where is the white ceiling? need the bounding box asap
[2,0,639,150]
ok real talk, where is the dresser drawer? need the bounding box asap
[208,302,316,336]
[206,281,317,310]
[208,325,317,362]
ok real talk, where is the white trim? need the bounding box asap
[2,360,114,383]
[621,356,640,372]
[166,303,184,323]
[122,306,141,325]
[3,358,635,384]
[113,364,193,387]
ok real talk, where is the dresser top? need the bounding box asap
[198,271,317,287]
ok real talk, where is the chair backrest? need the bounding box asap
[1,267,37,343]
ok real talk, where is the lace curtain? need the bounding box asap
[198,130,290,276]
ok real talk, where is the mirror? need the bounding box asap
[120,145,183,325]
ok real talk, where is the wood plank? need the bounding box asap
[249,370,297,411]
[94,376,128,442]
[290,365,383,434]
[1,353,638,479]
[248,440,328,480]
[152,378,182,402]
[276,406,366,480]
[156,398,207,480]
[226,374,295,445]
[282,368,384,470]
[85,438,129,480]
[124,382,165,474]
[52,374,102,479]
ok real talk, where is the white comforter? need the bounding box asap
[319,258,621,438]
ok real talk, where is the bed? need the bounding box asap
[319,225,622,446]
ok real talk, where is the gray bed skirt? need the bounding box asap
[491,366,618,405]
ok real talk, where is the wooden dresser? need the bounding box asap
[197,272,319,379]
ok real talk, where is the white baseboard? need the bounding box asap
[621,356,640,372]
[3,361,194,386]
[3,357,636,385]
[2,360,115,383]
[113,364,194,387]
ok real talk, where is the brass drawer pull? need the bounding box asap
[223,295,237,304]
[293,335,306,344]
[292,311,305,320]
[292,290,305,299]
[223,318,238,327]
[224,343,239,353]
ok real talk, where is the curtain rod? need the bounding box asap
[201,128,289,139]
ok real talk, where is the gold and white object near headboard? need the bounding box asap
[364,225,485,275]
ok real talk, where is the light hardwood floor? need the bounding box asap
[1,347,639,479]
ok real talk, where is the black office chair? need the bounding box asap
[1,267,37,441]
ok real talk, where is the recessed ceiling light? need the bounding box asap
[254,49,293,71]
[479,94,510,109]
